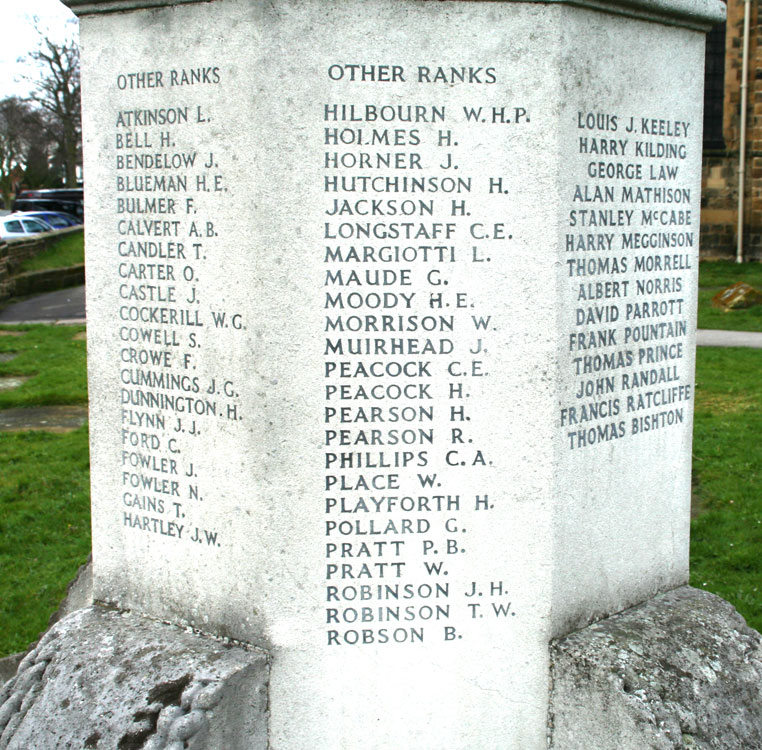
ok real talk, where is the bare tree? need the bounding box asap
[23,112,58,190]
[23,23,81,188]
[0,97,35,209]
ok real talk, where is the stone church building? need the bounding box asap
[701,1,762,260]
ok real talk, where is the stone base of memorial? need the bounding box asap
[0,606,268,750]
[550,587,762,748]
[11,0,752,747]
[2,590,761,747]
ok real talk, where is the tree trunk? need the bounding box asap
[64,124,78,187]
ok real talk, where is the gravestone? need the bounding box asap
[9,0,738,747]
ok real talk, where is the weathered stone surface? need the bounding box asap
[64,0,209,16]
[0,606,269,750]
[0,405,89,433]
[0,559,93,689]
[549,586,762,749]
[711,282,762,310]
[70,0,723,745]
[63,0,723,30]
[47,557,93,627]
[0,659,23,692]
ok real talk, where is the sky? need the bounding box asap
[0,0,78,100]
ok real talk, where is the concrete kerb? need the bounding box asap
[696,328,762,348]
[0,319,86,326]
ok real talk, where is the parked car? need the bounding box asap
[13,211,81,228]
[16,188,82,202]
[0,215,54,239]
[12,189,84,221]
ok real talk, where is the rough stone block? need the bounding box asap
[711,281,762,310]
[0,605,269,750]
[0,659,23,693]
[549,586,762,749]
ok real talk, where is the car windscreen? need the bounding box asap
[21,219,50,232]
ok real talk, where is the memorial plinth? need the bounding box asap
[64,0,725,747]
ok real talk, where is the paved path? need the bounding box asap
[696,329,762,349]
[2,285,762,350]
[0,288,760,436]
[0,290,88,431]
[0,405,89,433]
[0,285,85,324]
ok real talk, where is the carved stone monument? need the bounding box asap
[6,0,755,748]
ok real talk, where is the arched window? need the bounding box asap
[703,23,726,149]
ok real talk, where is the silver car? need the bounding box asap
[0,215,54,239]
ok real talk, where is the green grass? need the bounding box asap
[0,324,90,657]
[0,427,90,656]
[698,259,762,331]
[0,324,87,407]
[17,230,84,273]
[690,346,762,631]
[693,264,762,633]
[1,291,762,655]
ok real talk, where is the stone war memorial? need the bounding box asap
[7,0,762,747]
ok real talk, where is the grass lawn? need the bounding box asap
[0,324,90,657]
[17,229,84,274]
[698,259,762,331]
[691,346,762,632]
[1,268,762,656]
[0,427,90,656]
[0,324,87,407]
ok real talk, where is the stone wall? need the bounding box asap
[4,228,82,273]
[0,243,10,300]
[4,238,45,273]
[701,154,738,258]
[0,228,83,304]
[700,0,762,260]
